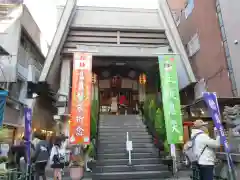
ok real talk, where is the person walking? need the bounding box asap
[32,133,50,180]
[186,119,220,180]
[50,136,65,180]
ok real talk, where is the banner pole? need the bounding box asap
[158,55,184,176]
[203,92,236,180]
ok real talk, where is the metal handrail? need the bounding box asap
[126,132,132,165]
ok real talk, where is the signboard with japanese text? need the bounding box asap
[158,55,183,144]
[69,53,92,145]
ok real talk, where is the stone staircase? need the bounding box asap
[93,115,172,180]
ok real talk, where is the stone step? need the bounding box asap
[96,157,162,166]
[98,128,147,133]
[98,137,152,144]
[97,146,158,154]
[95,164,169,173]
[93,170,172,180]
[98,142,154,149]
[98,134,152,140]
[98,131,149,136]
[98,152,159,160]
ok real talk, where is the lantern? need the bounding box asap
[92,73,97,84]
[139,73,147,85]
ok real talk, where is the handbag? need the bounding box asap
[51,146,64,169]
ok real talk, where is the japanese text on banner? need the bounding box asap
[203,92,234,170]
[70,53,92,145]
[158,55,183,144]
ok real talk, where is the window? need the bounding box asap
[187,33,200,57]
[8,79,24,100]
[217,12,223,26]
[223,41,230,57]
[185,0,194,19]
[226,56,233,71]
[220,26,226,41]
[216,4,221,13]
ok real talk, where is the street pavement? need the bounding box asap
[46,168,92,180]
[45,168,191,180]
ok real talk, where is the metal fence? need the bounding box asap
[0,169,28,180]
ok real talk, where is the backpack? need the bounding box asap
[183,132,207,166]
[50,146,65,169]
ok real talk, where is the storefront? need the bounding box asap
[2,103,23,144]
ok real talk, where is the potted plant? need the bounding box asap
[0,156,8,171]
[85,142,96,172]
[69,145,85,180]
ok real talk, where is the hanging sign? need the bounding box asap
[69,53,92,145]
[24,107,32,165]
[0,90,8,127]
[158,55,183,144]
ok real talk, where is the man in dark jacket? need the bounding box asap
[32,133,50,180]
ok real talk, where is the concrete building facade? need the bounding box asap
[0,3,54,139]
[171,0,239,97]
[38,0,196,134]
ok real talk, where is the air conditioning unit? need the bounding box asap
[194,79,207,100]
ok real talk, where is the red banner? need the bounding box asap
[69,53,92,145]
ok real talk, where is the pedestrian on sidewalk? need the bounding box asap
[50,136,65,180]
[184,119,220,180]
[32,133,50,180]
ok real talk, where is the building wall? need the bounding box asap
[177,0,233,97]
[0,5,53,133]
[0,19,21,82]
[20,5,49,57]
[167,0,186,18]
[32,98,55,131]
[167,0,186,10]
[58,6,164,30]
[218,0,240,95]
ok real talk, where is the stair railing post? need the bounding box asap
[126,132,133,166]
[170,144,177,176]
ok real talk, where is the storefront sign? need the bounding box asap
[158,55,183,144]
[70,53,92,145]
[0,90,8,126]
[203,93,234,167]
[24,107,32,165]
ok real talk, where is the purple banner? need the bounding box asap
[203,92,234,168]
[24,108,32,165]
[0,90,8,127]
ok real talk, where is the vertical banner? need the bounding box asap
[203,93,234,170]
[70,52,92,145]
[0,90,8,126]
[158,55,183,144]
[24,107,32,165]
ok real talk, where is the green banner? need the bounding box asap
[158,55,183,144]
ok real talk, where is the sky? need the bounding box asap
[23,0,159,44]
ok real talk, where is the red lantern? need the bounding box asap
[139,73,147,85]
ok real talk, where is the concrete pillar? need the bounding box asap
[59,58,71,102]
[138,83,146,103]
[57,58,71,116]
[57,58,71,135]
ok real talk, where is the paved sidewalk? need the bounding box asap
[46,168,191,180]
[46,168,92,180]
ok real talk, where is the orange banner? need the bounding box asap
[69,52,92,145]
